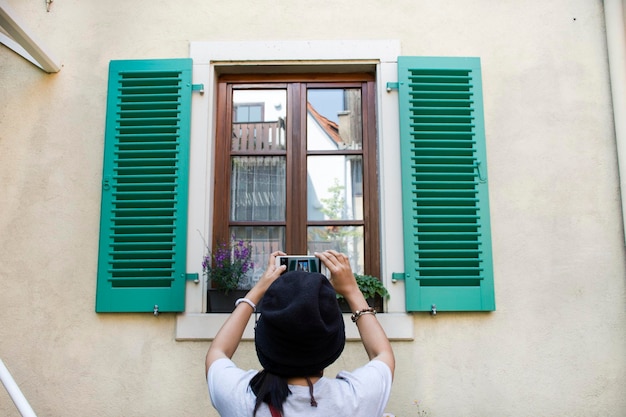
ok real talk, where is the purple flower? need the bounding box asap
[202,238,254,294]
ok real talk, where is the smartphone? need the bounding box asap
[275,255,322,274]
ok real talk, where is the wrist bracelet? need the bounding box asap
[351,307,377,323]
[234,298,256,312]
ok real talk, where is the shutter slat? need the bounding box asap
[110,233,175,237]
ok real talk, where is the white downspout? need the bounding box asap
[0,359,37,417]
[604,0,626,245]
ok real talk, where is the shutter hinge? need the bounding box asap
[476,160,487,183]
[386,82,400,92]
[185,273,200,283]
[391,272,405,282]
[191,83,204,94]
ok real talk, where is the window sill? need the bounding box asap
[175,312,414,341]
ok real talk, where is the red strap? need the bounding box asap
[269,404,282,417]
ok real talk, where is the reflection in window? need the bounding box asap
[307,155,363,221]
[213,79,378,298]
[307,226,364,274]
[231,156,286,222]
[307,89,362,151]
[231,226,285,288]
[228,90,288,287]
[234,103,263,123]
[232,90,286,151]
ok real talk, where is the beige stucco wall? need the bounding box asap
[1,0,625,416]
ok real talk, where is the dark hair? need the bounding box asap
[250,370,291,416]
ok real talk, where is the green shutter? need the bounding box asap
[397,56,495,312]
[96,59,192,313]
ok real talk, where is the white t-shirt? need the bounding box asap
[208,358,392,417]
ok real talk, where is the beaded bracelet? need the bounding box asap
[351,307,377,323]
[234,297,256,312]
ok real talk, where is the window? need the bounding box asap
[233,102,264,123]
[212,76,380,290]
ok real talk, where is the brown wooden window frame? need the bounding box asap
[213,73,380,278]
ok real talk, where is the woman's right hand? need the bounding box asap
[315,250,361,300]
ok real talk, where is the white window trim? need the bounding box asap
[176,40,413,341]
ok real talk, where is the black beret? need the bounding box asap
[255,271,346,377]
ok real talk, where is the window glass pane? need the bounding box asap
[307,226,364,274]
[231,226,285,288]
[231,156,286,221]
[307,155,363,221]
[232,90,286,151]
[235,104,262,123]
[307,89,362,151]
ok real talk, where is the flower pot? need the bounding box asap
[207,289,249,313]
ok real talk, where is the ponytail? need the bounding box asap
[250,370,291,416]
